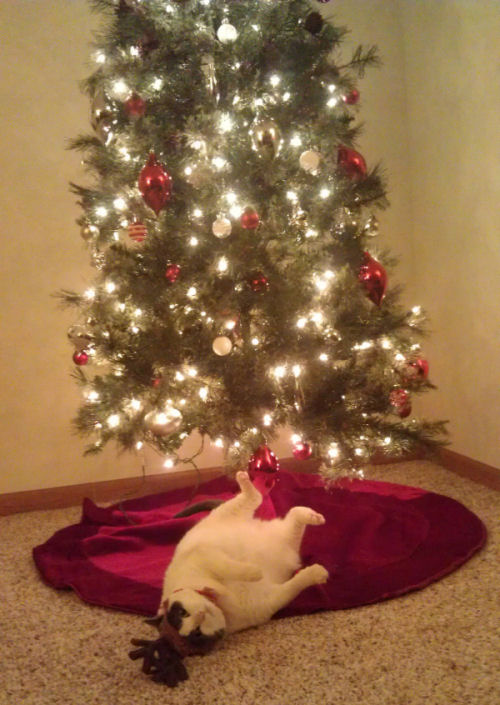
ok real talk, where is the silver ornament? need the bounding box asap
[212,216,232,239]
[217,22,238,44]
[251,119,282,158]
[201,54,218,101]
[299,149,321,172]
[80,224,98,241]
[90,89,117,145]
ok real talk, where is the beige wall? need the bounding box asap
[0,1,497,494]
[398,0,500,468]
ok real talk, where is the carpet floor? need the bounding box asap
[1,461,499,705]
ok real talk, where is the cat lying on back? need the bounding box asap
[156,470,329,653]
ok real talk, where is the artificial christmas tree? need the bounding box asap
[61,0,446,480]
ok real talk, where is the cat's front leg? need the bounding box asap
[266,564,329,616]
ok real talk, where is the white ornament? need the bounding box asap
[217,22,238,44]
[299,150,321,172]
[212,216,232,239]
[212,336,233,356]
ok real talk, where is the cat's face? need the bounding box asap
[165,588,226,651]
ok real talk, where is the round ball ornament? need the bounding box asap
[124,93,146,119]
[240,208,260,230]
[304,12,324,35]
[217,22,238,44]
[337,145,367,181]
[251,119,282,158]
[144,407,182,436]
[406,358,429,380]
[212,336,233,356]
[212,216,232,239]
[80,224,98,242]
[248,272,269,293]
[292,441,312,460]
[389,389,412,418]
[358,252,387,306]
[138,152,172,215]
[343,89,360,105]
[299,149,321,172]
[72,350,89,366]
[128,221,148,244]
[165,263,181,283]
[248,444,279,495]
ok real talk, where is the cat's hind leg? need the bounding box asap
[282,506,326,553]
[264,564,329,618]
[207,471,262,521]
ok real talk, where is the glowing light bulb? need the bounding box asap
[263,413,272,426]
[319,353,329,362]
[217,256,229,273]
[328,443,340,459]
[305,229,318,239]
[95,206,108,218]
[251,337,259,346]
[297,317,307,329]
[189,236,198,247]
[193,208,203,218]
[130,399,142,411]
[187,287,197,298]
[291,434,301,444]
[107,414,120,428]
[136,441,143,450]
[319,188,331,199]
[290,135,302,147]
[113,197,127,211]
[269,74,280,87]
[175,371,185,381]
[187,366,198,377]
[282,92,291,102]
[273,365,286,379]
[327,96,339,108]
[292,365,302,377]
[163,457,175,469]
[219,113,234,133]
[214,438,224,448]
[105,281,116,293]
[199,386,209,401]
[84,288,95,300]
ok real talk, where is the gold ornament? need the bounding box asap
[251,119,282,158]
[299,149,321,172]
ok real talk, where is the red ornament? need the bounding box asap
[389,389,412,418]
[292,441,312,460]
[124,93,146,119]
[358,252,387,306]
[240,208,260,230]
[152,375,162,388]
[248,445,279,495]
[337,145,367,180]
[138,152,172,215]
[73,350,89,366]
[128,221,148,243]
[408,358,429,380]
[165,263,181,283]
[342,89,360,105]
[248,272,269,293]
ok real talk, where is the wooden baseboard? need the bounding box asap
[2,449,497,516]
[439,448,500,492]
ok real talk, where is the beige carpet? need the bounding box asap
[1,461,499,705]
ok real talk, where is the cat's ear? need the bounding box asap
[199,587,219,603]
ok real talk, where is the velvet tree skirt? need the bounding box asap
[33,470,486,618]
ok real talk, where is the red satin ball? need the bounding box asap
[248,272,269,293]
[165,263,181,283]
[248,445,279,495]
[343,89,360,105]
[358,251,387,306]
[337,145,367,180]
[240,208,260,230]
[124,93,146,119]
[389,388,412,417]
[73,350,89,366]
[138,152,172,215]
[292,442,312,460]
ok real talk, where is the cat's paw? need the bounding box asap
[304,563,329,585]
[236,470,251,488]
[289,507,326,526]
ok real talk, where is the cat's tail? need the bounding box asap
[174,499,224,518]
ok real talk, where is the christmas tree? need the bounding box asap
[62,0,446,481]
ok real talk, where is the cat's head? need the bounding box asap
[157,588,226,654]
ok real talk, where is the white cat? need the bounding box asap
[156,470,329,652]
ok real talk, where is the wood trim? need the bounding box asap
[439,448,500,492]
[2,449,496,516]
[0,466,224,517]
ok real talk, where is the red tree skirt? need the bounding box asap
[33,471,486,618]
